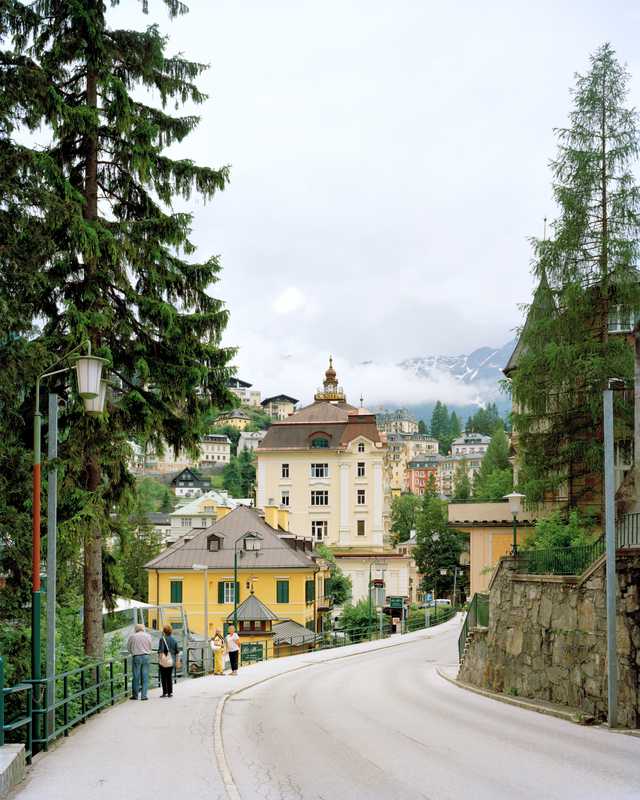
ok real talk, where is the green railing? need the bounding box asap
[458,593,489,662]
[516,536,605,576]
[1,658,33,764]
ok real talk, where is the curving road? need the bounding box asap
[222,623,640,800]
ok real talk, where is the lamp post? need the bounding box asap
[234,532,263,627]
[192,564,209,652]
[32,342,106,721]
[504,492,526,556]
[368,561,385,640]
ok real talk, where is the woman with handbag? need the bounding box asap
[158,624,180,697]
[210,630,225,675]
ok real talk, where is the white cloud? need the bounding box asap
[272,287,307,315]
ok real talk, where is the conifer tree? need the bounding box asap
[510,44,640,509]
[473,424,513,501]
[0,1,233,657]
[452,460,471,500]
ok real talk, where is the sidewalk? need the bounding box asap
[10,618,460,800]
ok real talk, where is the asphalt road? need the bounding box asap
[222,625,640,800]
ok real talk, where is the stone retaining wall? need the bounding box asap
[458,551,640,727]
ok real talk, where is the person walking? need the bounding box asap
[158,624,180,698]
[225,624,240,675]
[210,630,225,675]
[127,623,153,701]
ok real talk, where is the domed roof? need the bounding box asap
[325,356,337,382]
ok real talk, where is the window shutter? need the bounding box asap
[276,580,289,603]
[218,582,224,604]
[305,580,315,603]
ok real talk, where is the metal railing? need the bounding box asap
[617,512,640,548]
[458,593,489,662]
[516,536,605,576]
[0,658,33,764]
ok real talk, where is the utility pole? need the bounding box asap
[603,387,617,727]
[46,394,58,737]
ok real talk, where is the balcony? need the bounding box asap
[317,596,333,610]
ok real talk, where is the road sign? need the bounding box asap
[389,596,404,609]
[425,593,433,604]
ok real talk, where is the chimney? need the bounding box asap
[263,505,279,530]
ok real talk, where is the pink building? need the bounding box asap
[406,458,439,495]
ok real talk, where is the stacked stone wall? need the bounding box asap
[458,552,640,727]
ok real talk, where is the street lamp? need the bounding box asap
[32,341,106,711]
[503,492,526,556]
[234,532,263,627]
[192,564,209,647]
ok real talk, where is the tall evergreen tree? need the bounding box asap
[510,44,640,509]
[413,487,462,596]
[0,1,234,657]
[473,424,513,501]
[430,401,451,452]
[452,460,471,500]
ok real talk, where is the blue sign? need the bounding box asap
[426,593,433,603]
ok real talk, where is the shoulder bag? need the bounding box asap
[158,635,174,669]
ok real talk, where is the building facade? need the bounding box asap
[238,430,267,453]
[384,432,439,492]
[171,467,210,498]
[257,359,387,548]
[261,394,299,421]
[166,490,252,545]
[437,454,483,497]
[215,409,252,430]
[451,432,491,457]
[376,409,419,435]
[145,505,331,638]
[406,457,440,495]
[228,377,261,407]
[199,434,231,465]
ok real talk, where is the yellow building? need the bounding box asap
[145,505,331,639]
[448,501,539,595]
[215,409,252,430]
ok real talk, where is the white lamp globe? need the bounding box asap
[84,380,107,415]
[74,355,107,399]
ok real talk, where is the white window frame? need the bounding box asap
[311,490,329,506]
[310,463,329,478]
[357,489,366,505]
[281,490,290,507]
[181,517,192,527]
[223,581,236,604]
[357,461,366,477]
[357,442,365,453]
[281,463,290,479]
[312,520,328,542]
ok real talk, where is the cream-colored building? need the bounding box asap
[238,430,267,453]
[437,454,483,497]
[215,409,252,430]
[261,394,298,421]
[228,377,261,407]
[199,434,231,465]
[334,552,412,605]
[451,432,491,457]
[257,359,387,549]
[167,490,253,545]
[383,433,439,492]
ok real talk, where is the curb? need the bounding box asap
[214,620,458,800]
[435,665,582,724]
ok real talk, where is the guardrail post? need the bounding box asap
[96,664,101,712]
[109,661,115,706]
[80,670,86,723]
[63,676,69,736]
[124,657,129,697]
[0,656,4,746]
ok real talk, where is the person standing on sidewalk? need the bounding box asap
[158,624,180,697]
[127,623,153,700]
[225,624,240,675]
[211,630,225,675]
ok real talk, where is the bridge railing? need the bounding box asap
[458,593,489,662]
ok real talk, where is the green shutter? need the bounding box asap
[276,580,289,603]
[305,580,315,603]
[170,581,182,603]
[218,581,224,603]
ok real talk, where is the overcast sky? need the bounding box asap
[111,0,640,406]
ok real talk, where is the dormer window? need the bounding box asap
[357,442,365,453]
[311,437,329,449]
[207,533,221,552]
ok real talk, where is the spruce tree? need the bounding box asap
[452,460,471,500]
[510,44,640,510]
[1,1,233,657]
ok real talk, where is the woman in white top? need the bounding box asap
[226,624,240,675]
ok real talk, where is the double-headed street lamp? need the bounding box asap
[503,492,526,556]
[32,342,107,737]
